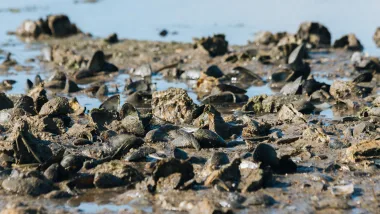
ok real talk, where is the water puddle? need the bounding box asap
[72,202,132,213]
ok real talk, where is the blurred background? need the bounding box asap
[1,0,380,55]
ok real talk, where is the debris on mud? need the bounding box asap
[0,14,379,213]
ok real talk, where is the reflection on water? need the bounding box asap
[319,108,334,119]
[74,202,132,213]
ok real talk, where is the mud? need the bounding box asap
[0,4,380,214]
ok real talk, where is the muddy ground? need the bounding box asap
[0,16,379,214]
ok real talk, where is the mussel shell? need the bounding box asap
[120,102,139,119]
[252,143,279,168]
[193,129,227,148]
[90,108,119,129]
[125,147,156,162]
[88,50,105,72]
[353,71,373,83]
[205,65,224,78]
[60,155,85,174]
[99,94,120,112]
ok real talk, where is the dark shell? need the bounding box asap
[0,93,14,111]
[99,94,120,112]
[120,102,139,119]
[252,143,279,168]
[353,71,373,83]
[280,76,303,95]
[302,77,328,95]
[170,130,201,150]
[73,138,93,146]
[60,155,85,174]
[333,34,363,51]
[124,79,150,95]
[103,62,119,72]
[231,66,263,83]
[26,79,34,90]
[109,134,144,158]
[44,163,64,182]
[211,84,247,95]
[288,44,307,68]
[193,129,227,148]
[296,22,331,47]
[35,74,43,86]
[49,71,66,82]
[173,148,188,160]
[275,156,297,174]
[74,69,95,80]
[104,33,118,44]
[205,65,224,78]
[90,108,118,130]
[126,91,152,104]
[63,79,81,93]
[144,125,180,143]
[14,95,36,115]
[88,50,105,72]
